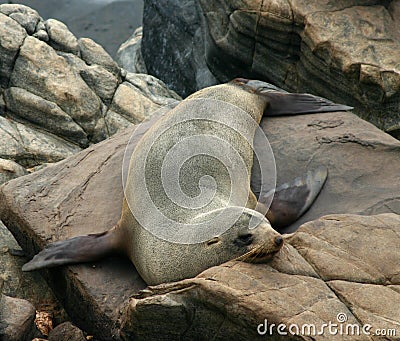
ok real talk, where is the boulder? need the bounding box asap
[0,4,41,35]
[10,36,102,139]
[0,220,67,333]
[0,293,37,341]
[139,0,400,135]
[48,322,86,341]
[1,109,399,339]
[0,159,27,185]
[116,27,147,74]
[0,13,27,88]
[45,18,79,55]
[78,37,120,77]
[0,5,181,177]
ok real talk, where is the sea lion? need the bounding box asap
[22,79,352,285]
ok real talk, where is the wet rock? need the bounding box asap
[45,18,79,55]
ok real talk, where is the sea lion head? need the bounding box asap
[199,206,284,265]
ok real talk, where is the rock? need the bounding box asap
[0,293,37,341]
[0,5,182,177]
[0,159,27,185]
[0,13,27,88]
[33,29,49,42]
[116,27,147,74]
[0,4,41,35]
[78,37,120,77]
[141,0,217,97]
[0,128,148,339]
[1,110,399,339]
[4,87,88,147]
[140,0,400,134]
[108,81,159,123]
[45,18,79,55]
[0,220,66,329]
[125,73,182,106]
[48,322,86,341]
[255,111,400,233]
[10,36,102,140]
[59,52,119,106]
[120,214,399,340]
[0,115,81,168]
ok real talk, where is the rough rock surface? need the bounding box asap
[1,110,399,339]
[0,292,37,341]
[0,4,180,176]
[139,1,400,135]
[116,27,147,74]
[48,322,86,341]
[0,159,27,184]
[121,214,400,340]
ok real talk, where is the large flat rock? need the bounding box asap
[1,111,399,339]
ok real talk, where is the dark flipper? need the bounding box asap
[256,166,328,231]
[22,229,116,271]
[260,91,353,116]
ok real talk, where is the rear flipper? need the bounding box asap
[261,91,353,116]
[256,166,328,230]
[22,229,116,271]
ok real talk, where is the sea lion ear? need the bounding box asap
[259,90,353,116]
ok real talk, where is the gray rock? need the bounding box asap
[45,18,79,55]
[33,29,49,42]
[48,322,86,341]
[78,37,120,77]
[125,73,182,106]
[0,294,36,341]
[0,115,81,167]
[4,87,88,147]
[141,0,217,97]
[116,26,147,74]
[1,109,399,339]
[0,13,27,88]
[0,159,27,185]
[0,3,40,35]
[10,36,102,138]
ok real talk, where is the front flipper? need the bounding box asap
[22,229,117,271]
[256,166,328,231]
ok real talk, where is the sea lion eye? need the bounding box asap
[206,237,220,246]
[234,233,254,246]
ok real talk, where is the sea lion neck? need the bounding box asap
[185,83,267,124]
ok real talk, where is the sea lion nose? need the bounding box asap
[274,236,283,247]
